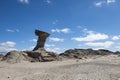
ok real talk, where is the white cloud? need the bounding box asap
[107,0,116,4]
[72,29,109,42]
[16,29,19,32]
[6,29,19,32]
[30,39,37,42]
[51,28,60,33]
[18,0,29,4]
[52,20,58,25]
[6,29,14,32]
[83,28,94,34]
[46,47,60,53]
[29,46,35,50]
[85,41,114,48]
[95,1,105,7]
[61,28,70,33]
[0,41,16,47]
[0,41,16,52]
[94,0,116,7]
[112,36,119,40]
[0,47,17,52]
[49,37,64,42]
[45,44,55,47]
[92,47,105,50]
[51,28,70,33]
[77,26,82,29]
[115,46,120,49]
[46,0,51,4]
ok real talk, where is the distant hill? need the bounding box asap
[59,48,120,59]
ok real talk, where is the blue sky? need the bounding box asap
[0,0,120,53]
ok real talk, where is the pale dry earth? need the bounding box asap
[0,55,120,80]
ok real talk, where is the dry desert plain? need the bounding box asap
[0,55,120,80]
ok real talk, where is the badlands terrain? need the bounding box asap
[0,54,120,80]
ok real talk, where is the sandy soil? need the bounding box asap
[0,55,120,80]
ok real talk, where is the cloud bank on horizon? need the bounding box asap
[0,0,120,53]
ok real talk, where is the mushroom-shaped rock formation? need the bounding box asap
[1,30,59,63]
[33,29,50,51]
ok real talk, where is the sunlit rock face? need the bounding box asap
[33,29,50,51]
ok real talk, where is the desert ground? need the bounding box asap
[0,54,120,80]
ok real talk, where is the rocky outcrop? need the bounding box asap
[60,48,114,59]
[1,48,58,63]
[1,51,26,63]
[1,48,120,63]
[24,48,58,62]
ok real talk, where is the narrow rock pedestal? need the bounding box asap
[33,29,50,51]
